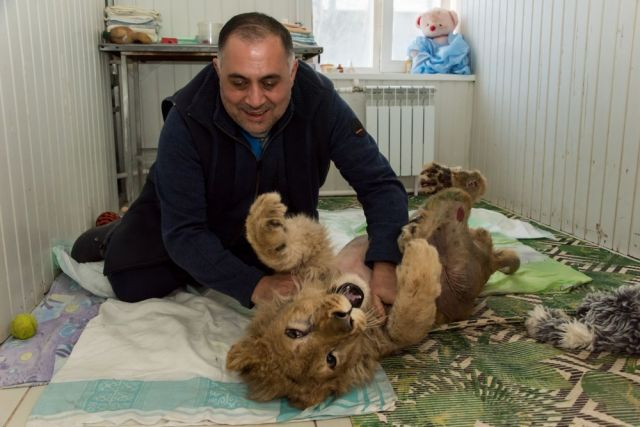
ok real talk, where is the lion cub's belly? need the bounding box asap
[334,235,372,283]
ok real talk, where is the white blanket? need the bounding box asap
[27,291,395,426]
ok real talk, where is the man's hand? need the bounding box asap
[369,261,398,317]
[251,273,298,305]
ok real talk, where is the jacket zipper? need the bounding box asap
[212,122,265,201]
[210,112,294,201]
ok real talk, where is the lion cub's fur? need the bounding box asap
[227,163,519,409]
[401,162,520,323]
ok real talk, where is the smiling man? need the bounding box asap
[215,30,298,138]
[72,12,408,312]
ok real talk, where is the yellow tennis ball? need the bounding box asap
[10,313,38,340]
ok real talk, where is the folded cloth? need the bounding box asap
[282,21,318,45]
[106,20,158,29]
[283,22,310,33]
[292,33,318,46]
[468,208,556,240]
[52,246,115,298]
[104,5,161,42]
[482,232,591,295]
[104,5,161,22]
[27,291,396,426]
[408,33,471,74]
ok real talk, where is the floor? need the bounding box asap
[0,385,353,426]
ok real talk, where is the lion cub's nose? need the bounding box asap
[333,310,349,318]
[332,309,353,331]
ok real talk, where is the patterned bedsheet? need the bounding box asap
[347,199,640,427]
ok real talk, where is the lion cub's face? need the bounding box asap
[226,273,379,409]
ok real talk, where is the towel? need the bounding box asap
[27,291,396,426]
[104,5,161,22]
[104,5,161,43]
[282,21,318,46]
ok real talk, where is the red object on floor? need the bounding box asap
[161,37,178,44]
[95,211,121,227]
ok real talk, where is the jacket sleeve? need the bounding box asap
[326,92,408,265]
[154,110,263,307]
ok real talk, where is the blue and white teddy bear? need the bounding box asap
[408,7,471,75]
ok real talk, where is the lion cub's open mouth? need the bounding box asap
[335,283,364,308]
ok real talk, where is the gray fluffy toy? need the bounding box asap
[525,285,640,355]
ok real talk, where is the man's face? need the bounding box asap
[214,34,298,137]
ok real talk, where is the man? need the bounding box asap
[73,12,407,312]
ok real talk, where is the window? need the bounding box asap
[312,0,375,69]
[312,0,450,73]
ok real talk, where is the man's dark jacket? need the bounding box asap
[104,61,408,307]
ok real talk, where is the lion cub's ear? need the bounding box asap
[226,338,266,373]
[227,339,282,402]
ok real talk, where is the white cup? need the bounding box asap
[197,21,222,45]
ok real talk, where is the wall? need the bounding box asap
[0,0,117,338]
[460,0,640,258]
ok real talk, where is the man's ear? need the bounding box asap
[212,57,220,74]
[290,58,299,81]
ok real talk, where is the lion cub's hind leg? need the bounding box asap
[493,249,520,274]
[385,239,441,350]
[420,162,487,203]
[470,228,520,275]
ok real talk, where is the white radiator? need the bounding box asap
[364,86,436,176]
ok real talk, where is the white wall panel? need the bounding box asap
[620,2,640,258]
[505,1,525,214]
[0,0,117,338]
[461,0,640,258]
[550,0,576,231]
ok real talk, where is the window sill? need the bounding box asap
[323,72,476,82]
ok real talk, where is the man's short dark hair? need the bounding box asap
[218,12,294,58]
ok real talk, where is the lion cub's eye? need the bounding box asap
[333,311,349,319]
[285,328,306,339]
[326,351,337,369]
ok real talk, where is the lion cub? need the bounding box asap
[227,164,519,408]
[227,192,442,409]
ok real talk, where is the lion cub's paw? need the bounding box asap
[419,162,453,196]
[247,192,288,251]
[397,239,441,300]
[249,192,286,223]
